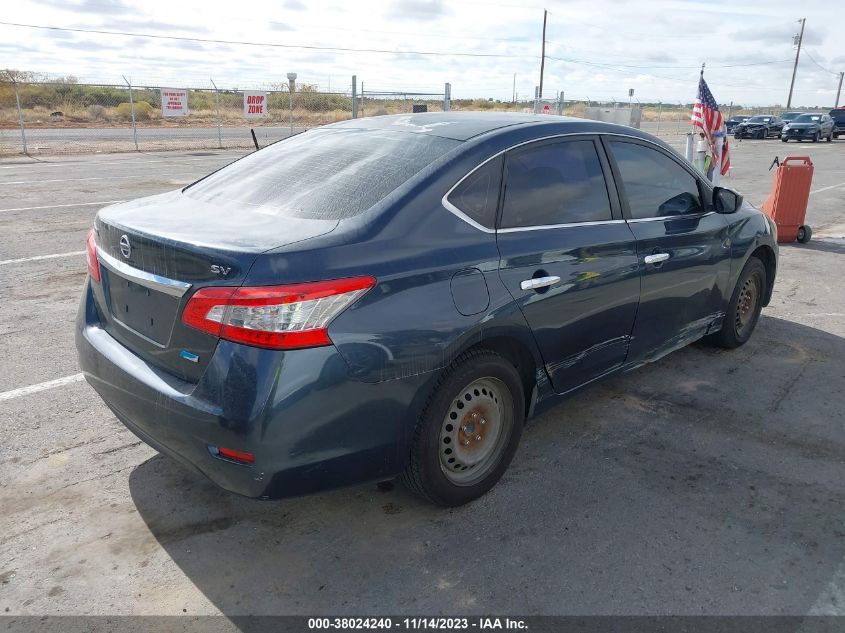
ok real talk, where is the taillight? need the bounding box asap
[181,276,376,350]
[86,228,101,282]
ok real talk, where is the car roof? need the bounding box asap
[327,111,650,142]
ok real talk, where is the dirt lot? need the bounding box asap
[1,134,844,621]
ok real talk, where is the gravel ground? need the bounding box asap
[1,137,844,619]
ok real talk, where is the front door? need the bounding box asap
[495,136,640,394]
[603,137,732,365]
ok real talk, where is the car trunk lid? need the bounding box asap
[93,191,338,382]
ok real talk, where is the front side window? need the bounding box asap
[500,140,612,228]
[446,156,503,229]
[608,141,703,220]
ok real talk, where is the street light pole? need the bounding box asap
[538,9,547,100]
[836,71,844,108]
[786,18,806,109]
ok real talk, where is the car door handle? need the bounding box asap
[644,253,671,265]
[520,276,561,291]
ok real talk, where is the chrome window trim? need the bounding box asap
[441,130,690,234]
[97,247,192,298]
[498,219,626,233]
[627,211,715,223]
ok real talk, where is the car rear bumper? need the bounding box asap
[76,280,435,499]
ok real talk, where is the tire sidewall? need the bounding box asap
[416,354,525,506]
[730,258,767,345]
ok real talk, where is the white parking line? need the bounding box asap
[0,200,126,213]
[0,373,85,402]
[0,251,85,266]
[4,174,193,185]
[808,555,845,615]
[810,181,845,195]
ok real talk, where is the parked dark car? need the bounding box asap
[77,113,778,506]
[725,115,750,132]
[782,113,835,142]
[829,108,845,139]
[734,115,784,139]
[780,111,804,124]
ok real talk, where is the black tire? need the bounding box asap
[812,131,819,143]
[401,349,525,506]
[758,128,766,139]
[826,130,833,142]
[705,257,767,349]
[782,138,788,143]
[797,225,812,243]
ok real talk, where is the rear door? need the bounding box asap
[495,136,640,395]
[603,137,732,365]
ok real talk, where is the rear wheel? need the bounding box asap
[782,137,788,143]
[401,349,525,506]
[797,225,812,243]
[705,257,766,349]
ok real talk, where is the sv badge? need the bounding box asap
[210,264,232,277]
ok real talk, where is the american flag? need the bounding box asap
[691,76,730,176]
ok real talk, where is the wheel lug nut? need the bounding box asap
[480,419,486,425]
[463,440,470,446]
[475,435,482,441]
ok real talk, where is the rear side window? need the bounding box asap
[500,140,612,228]
[609,141,702,219]
[446,155,503,229]
[185,129,460,220]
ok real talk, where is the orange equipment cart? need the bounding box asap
[760,156,814,243]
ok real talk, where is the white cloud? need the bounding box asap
[0,0,840,106]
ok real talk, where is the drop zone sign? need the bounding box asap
[244,92,268,118]
[161,89,188,117]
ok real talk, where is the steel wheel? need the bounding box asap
[438,377,512,486]
[734,271,762,339]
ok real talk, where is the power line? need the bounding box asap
[802,50,839,76]
[0,21,537,59]
[546,54,792,70]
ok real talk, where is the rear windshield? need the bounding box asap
[830,110,845,121]
[185,128,460,220]
[794,114,821,122]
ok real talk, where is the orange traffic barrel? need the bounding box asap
[761,156,814,243]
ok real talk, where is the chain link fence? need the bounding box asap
[0,71,823,157]
[0,73,450,156]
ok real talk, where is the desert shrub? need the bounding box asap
[115,100,153,120]
[87,104,106,121]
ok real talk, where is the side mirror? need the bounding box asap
[713,186,743,214]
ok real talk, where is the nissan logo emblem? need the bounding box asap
[119,234,132,259]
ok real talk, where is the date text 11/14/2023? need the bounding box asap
[307,617,528,630]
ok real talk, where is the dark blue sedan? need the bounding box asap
[77,113,778,506]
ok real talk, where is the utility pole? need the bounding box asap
[538,9,547,100]
[787,18,805,109]
[512,73,516,103]
[836,71,844,108]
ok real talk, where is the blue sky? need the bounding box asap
[1,0,842,106]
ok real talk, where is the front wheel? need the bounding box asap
[812,131,820,142]
[782,138,788,143]
[705,257,767,349]
[401,349,525,506]
[826,131,833,142]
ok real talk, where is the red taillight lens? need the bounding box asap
[86,228,101,282]
[214,447,256,464]
[181,276,376,350]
